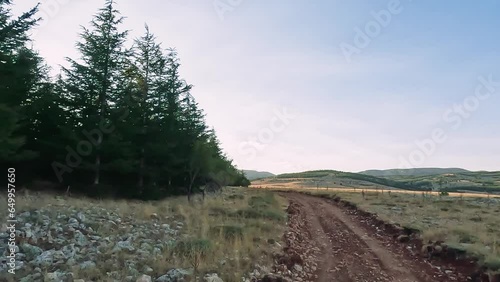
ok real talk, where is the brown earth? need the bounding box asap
[270,192,494,282]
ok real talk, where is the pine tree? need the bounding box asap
[129,25,167,190]
[152,49,194,191]
[15,49,67,168]
[61,0,128,185]
[0,0,250,197]
[0,104,24,160]
[0,1,40,163]
[0,0,38,52]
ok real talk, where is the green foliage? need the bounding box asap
[484,256,500,271]
[171,238,212,272]
[0,1,42,165]
[0,104,24,160]
[0,1,39,51]
[60,0,130,185]
[232,171,251,187]
[172,239,212,256]
[0,0,250,197]
[277,170,333,179]
[172,238,212,270]
[360,168,470,177]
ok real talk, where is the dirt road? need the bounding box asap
[280,193,479,282]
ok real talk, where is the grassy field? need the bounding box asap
[252,185,500,199]
[386,171,500,193]
[257,169,500,193]
[283,188,500,273]
[1,188,288,281]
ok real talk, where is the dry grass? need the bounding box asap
[0,188,288,281]
[158,190,288,281]
[290,188,500,272]
[252,183,500,198]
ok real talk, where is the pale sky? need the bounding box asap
[12,0,500,174]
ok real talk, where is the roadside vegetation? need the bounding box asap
[0,188,287,281]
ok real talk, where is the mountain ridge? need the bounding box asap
[243,170,275,180]
[359,168,471,177]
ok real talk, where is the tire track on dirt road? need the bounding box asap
[284,193,428,282]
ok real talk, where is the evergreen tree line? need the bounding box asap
[0,0,250,200]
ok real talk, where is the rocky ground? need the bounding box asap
[0,203,225,282]
[0,188,293,282]
[4,191,497,282]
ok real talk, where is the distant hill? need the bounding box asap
[267,169,500,193]
[243,170,275,180]
[274,169,437,191]
[359,168,470,177]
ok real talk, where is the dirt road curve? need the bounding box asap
[282,193,477,282]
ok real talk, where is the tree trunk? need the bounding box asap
[138,148,145,190]
[187,170,198,203]
[187,178,193,203]
[95,24,111,186]
[94,153,100,185]
[138,39,150,193]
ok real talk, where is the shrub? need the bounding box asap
[172,239,212,258]
[171,239,212,272]
[451,229,476,244]
[484,256,500,271]
[227,194,245,200]
[234,208,284,221]
[209,225,244,240]
[248,194,277,209]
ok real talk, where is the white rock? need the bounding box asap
[204,273,223,282]
[136,275,152,282]
[293,264,303,272]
